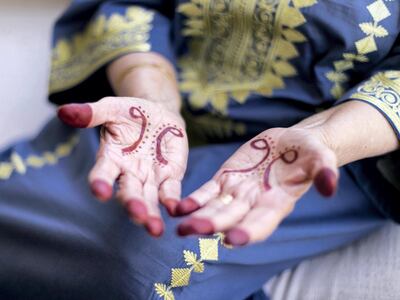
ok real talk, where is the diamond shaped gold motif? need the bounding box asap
[355,36,377,55]
[199,238,219,261]
[170,268,191,288]
[367,0,391,23]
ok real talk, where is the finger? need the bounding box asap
[88,155,120,202]
[225,192,293,247]
[175,179,221,216]
[314,168,338,197]
[177,200,225,236]
[308,151,338,197]
[225,208,280,246]
[58,97,118,128]
[177,179,256,236]
[159,178,182,216]
[142,179,164,237]
[58,103,93,128]
[118,173,147,224]
[177,200,251,236]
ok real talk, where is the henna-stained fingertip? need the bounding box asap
[177,218,214,236]
[163,198,179,216]
[58,104,92,128]
[314,168,337,197]
[126,199,148,224]
[224,228,250,246]
[145,217,164,237]
[90,179,113,201]
[175,197,200,216]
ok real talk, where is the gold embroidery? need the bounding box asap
[154,233,229,299]
[183,250,205,272]
[50,7,154,94]
[182,108,246,145]
[326,0,392,99]
[0,135,79,180]
[178,0,317,113]
[351,71,400,132]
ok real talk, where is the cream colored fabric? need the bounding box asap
[265,223,400,300]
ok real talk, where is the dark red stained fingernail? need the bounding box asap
[314,168,337,198]
[163,199,179,216]
[91,179,113,201]
[58,104,92,128]
[175,197,201,216]
[126,199,148,224]
[145,217,164,237]
[224,228,250,247]
[177,218,215,236]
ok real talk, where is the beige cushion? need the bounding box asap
[265,223,400,300]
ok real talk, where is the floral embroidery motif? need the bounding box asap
[351,71,400,134]
[326,0,393,99]
[178,0,317,114]
[154,233,231,300]
[50,7,153,93]
[0,135,79,180]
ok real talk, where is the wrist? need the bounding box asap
[107,52,182,114]
[117,66,181,112]
[291,114,338,164]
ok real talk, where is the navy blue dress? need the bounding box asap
[1,1,399,299]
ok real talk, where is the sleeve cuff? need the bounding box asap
[337,71,400,139]
[49,6,174,95]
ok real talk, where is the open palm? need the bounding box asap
[58,97,188,236]
[175,127,338,246]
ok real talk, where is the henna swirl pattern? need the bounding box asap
[222,138,271,175]
[122,106,148,155]
[155,126,184,165]
[220,136,299,191]
[263,149,298,191]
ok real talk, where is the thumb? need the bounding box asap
[310,150,339,198]
[58,97,117,128]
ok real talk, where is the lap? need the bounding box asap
[0,118,387,300]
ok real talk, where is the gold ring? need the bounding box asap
[218,194,234,205]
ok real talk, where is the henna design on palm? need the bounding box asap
[221,136,299,190]
[122,106,149,155]
[151,124,184,166]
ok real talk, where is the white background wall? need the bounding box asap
[0,0,70,147]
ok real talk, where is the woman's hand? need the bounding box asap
[175,127,338,246]
[58,97,188,237]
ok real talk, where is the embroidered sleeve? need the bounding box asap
[341,71,400,138]
[49,1,174,102]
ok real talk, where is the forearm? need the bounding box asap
[294,100,399,166]
[107,52,181,113]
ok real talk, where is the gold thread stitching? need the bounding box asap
[350,71,400,133]
[325,0,393,99]
[154,233,230,299]
[0,135,79,180]
[49,7,154,94]
[178,0,317,114]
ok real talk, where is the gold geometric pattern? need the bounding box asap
[326,0,393,99]
[199,238,219,261]
[154,233,229,299]
[49,7,154,94]
[350,71,400,134]
[0,135,79,180]
[171,268,192,288]
[178,0,317,114]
